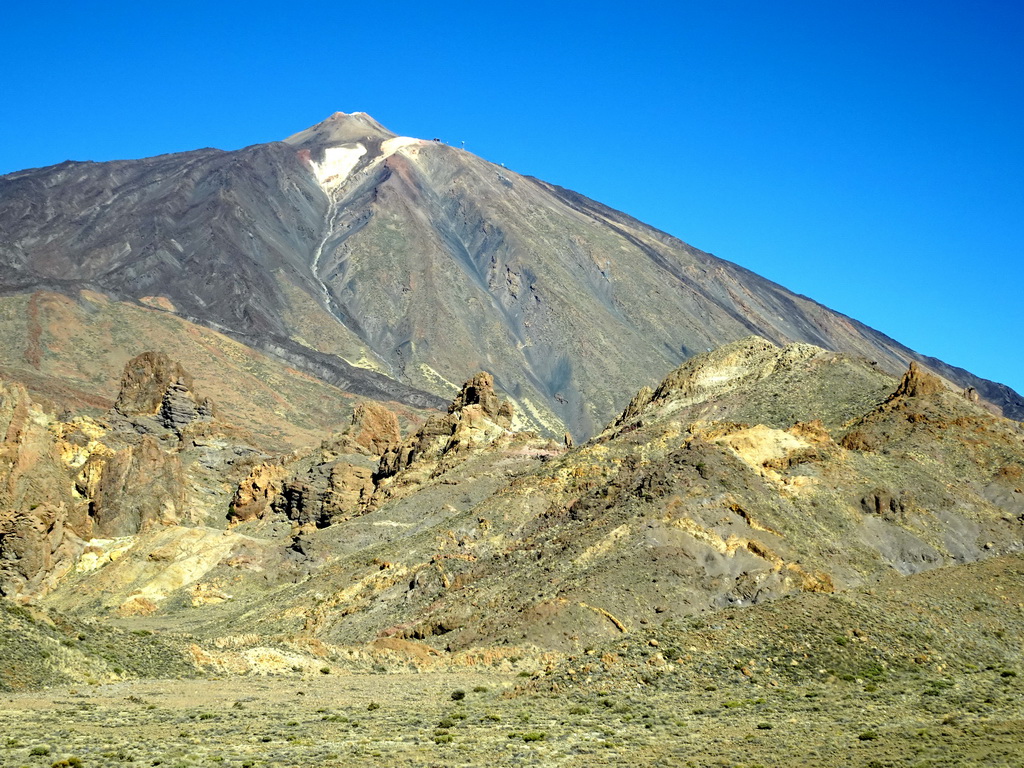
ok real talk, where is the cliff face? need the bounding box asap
[0,352,243,600]
[0,379,89,598]
[1,113,1019,440]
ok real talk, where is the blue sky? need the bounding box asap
[2,1,1021,395]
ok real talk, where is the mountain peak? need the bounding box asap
[284,111,396,147]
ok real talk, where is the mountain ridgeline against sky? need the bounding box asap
[1,111,1020,437]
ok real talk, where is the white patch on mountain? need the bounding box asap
[311,144,367,189]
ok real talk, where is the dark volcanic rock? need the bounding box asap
[0,112,1018,437]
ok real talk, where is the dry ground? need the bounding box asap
[1,667,1022,768]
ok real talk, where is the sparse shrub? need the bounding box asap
[568,705,590,715]
[367,701,380,711]
[756,723,773,730]
[433,734,453,744]
[861,664,885,680]
[472,685,489,693]
[320,666,331,675]
[450,689,466,701]
[30,746,50,756]
[858,731,878,741]
[50,758,83,768]
[522,732,546,742]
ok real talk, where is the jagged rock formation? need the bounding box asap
[326,401,402,457]
[24,338,1019,656]
[229,462,290,524]
[228,401,403,529]
[888,360,946,400]
[0,381,89,598]
[0,113,1019,440]
[115,351,194,415]
[0,352,258,601]
[375,372,518,489]
[79,435,187,537]
[113,351,214,439]
[229,374,524,532]
[273,460,377,531]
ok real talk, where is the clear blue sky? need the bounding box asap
[2,1,1021,395]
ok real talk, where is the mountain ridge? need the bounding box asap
[0,112,1020,439]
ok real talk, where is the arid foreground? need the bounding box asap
[3,553,1023,768]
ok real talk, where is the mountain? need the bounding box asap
[1,111,1020,441]
[5,339,1020,650]
[2,114,1024,767]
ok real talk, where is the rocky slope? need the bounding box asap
[1,112,1020,439]
[9,339,1017,667]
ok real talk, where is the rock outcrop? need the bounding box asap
[229,462,290,524]
[886,361,946,401]
[81,435,187,537]
[324,402,401,457]
[0,380,89,599]
[115,351,193,415]
[228,401,403,529]
[376,373,515,486]
[113,351,214,439]
[273,461,376,530]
